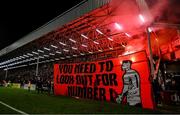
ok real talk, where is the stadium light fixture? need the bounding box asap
[27,53,33,56]
[13,58,17,61]
[63,49,69,52]
[59,42,67,46]
[139,14,145,23]
[148,27,152,32]
[98,49,103,52]
[29,58,34,61]
[38,60,45,64]
[32,51,39,55]
[69,38,76,43]
[23,55,29,58]
[56,51,62,54]
[55,58,60,61]
[82,44,87,47]
[49,59,54,62]
[24,59,29,62]
[13,58,17,60]
[125,33,131,37]
[107,37,113,41]
[6,60,10,63]
[66,56,71,58]
[80,53,85,56]
[0,62,3,64]
[44,47,51,51]
[38,49,44,53]
[49,53,55,56]
[72,47,78,50]
[88,51,93,54]
[28,58,33,61]
[51,45,58,49]
[29,58,33,61]
[20,56,25,59]
[81,34,88,39]
[73,55,77,57]
[29,62,36,65]
[18,56,22,59]
[45,60,50,62]
[43,55,49,57]
[96,29,103,35]
[115,23,123,30]
[39,56,44,59]
[93,41,99,45]
[122,44,126,48]
[2,62,5,65]
[60,57,65,59]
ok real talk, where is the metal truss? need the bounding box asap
[0,0,152,70]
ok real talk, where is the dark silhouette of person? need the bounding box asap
[36,78,43,94]
[47,79,51,95]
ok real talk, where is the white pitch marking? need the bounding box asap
[0,101,28,115]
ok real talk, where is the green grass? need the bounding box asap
[0,103,19,114]
[0,87,159,114]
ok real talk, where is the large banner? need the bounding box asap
[54,51,154,109]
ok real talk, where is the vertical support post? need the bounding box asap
[147,27,155,79]
[36,56,39,76]
[5,67,8,80]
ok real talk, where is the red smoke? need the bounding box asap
[109,0,171,31]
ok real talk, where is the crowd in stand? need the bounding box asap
[0,62,54,95]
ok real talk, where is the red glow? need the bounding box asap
[131,57,135,62]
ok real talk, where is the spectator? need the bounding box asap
[36,78,43,94]
[152,78,162,106]
[51,80,54,94]
[28,80,31,92]
[47,79,51,95]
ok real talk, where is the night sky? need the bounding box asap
[0,0,83,50]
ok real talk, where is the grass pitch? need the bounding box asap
[0,87,160,114]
